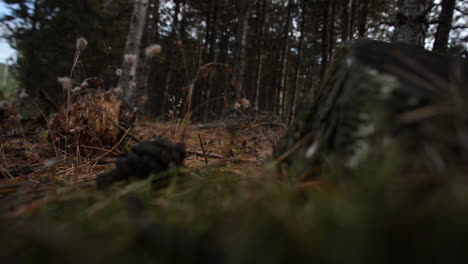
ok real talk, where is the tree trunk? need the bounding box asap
[119,0,149,106]
[393,0,429,46]
[136,0,160,113]
[23,0,39,102]
[432,0,456,53]
[328,0,337,61]
[319,0,331,83]
[279,0,293,118]
[288,0,306,124]
[215,0,229,115]
[203,0,219,121]
[161,0,180,115]
[233,0,257,102]
[349,0,356,40]
[254,0,266,111]
[276,39,468,174]
[357,0,369,37]
[342,0,350,42]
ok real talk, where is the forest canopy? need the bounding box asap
[1,0,467,122]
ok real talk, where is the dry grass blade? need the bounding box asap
[0,166,14,179]
[7,197,49,219]
[398,103,452,124]
[93,126,132,163]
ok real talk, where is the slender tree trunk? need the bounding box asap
[119,0,149,106]
[233,0,257,102]
[281,44,291,119]
[328,0,336,61]
[357,0,369,37]
[349,0,356,40]
[22,0,39,101]
[203,0,219,121]
[319,0,331,83]
[393,0,430,46]
[161,0,180,115]
[289,0,306,124]
[279,0,293,117]
[342,0,350,42]
[254,0,266,111]
[433,0,456,53]
[136,0,160,113]
[215,0,229,115]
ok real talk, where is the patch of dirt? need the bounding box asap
[0,121,286,215]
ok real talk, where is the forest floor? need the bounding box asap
[0,120,286,217]
[2,118,468,263]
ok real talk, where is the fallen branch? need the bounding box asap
[111,120,141,143]
[187,150,223,159]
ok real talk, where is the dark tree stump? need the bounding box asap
[275,39,468,176]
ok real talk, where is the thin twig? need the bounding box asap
[272,132,314,165]
[40,89,59,111]
[110,120,141,143]
[0,165,14,179]
[198,134,208,164]
[0,143,6,167]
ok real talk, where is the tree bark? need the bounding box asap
[433,0,456,53]
[393,0,429,46]
[119,0,149,106]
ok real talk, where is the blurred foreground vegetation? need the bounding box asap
[1,146,468,263]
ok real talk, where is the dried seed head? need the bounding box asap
[72,86,81,93]
[113,87,124,95]
[145,44,162,58]
[0,100,11,110]
[138,95,149,105]
[124,54,137,63]
[76,37,88,51]
[240,98,250,108]
[57,77,72,91]
[115,68,123,77]
[19,88,28,99]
